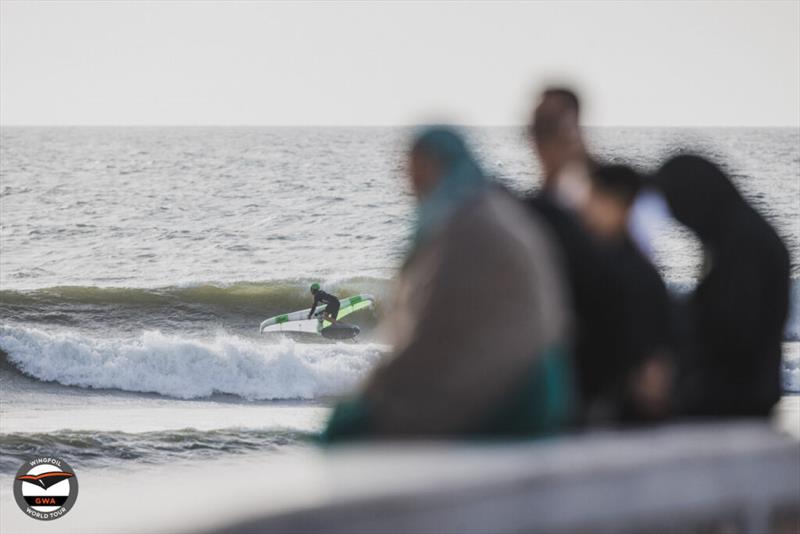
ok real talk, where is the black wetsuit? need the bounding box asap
[309,290,340,320]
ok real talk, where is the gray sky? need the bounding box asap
[1,1,798,126]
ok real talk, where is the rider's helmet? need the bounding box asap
[310,283,320,293]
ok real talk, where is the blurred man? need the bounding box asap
[655,155,790,417]
[530,88,588,191]
[322,127,575,440]
[525,88,625,421]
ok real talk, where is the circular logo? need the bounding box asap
[13,457,79,521]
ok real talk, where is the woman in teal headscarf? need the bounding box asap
[322,127,576,441]
[409,127,488,247]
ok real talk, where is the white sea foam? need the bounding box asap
[783,343,800,393]
[0,325,385,400]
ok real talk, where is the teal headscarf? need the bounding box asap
[412,127,488,248]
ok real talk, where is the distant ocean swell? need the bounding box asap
[0,278,388,320]
[1,278,798,340]
[0,325,386,400]
[0,428,315,474]
[0,278,387,337]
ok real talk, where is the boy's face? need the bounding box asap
[582,188,629,240]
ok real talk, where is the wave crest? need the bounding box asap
[0,326,384,400]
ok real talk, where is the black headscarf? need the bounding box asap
[655,155,790,416]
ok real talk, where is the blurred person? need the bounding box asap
[582,164,643,240]
[582,164,676,420]
[322,127,575,440]
[530,87,589,193]
[655,155,790,416]
[525,88,625,421]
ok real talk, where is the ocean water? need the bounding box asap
[1,126,799,473]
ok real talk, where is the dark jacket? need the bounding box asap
[525,193,675,421]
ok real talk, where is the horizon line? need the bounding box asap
[1,124,799,129]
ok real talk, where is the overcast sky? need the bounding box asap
[1,1,798,126]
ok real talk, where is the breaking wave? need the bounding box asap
[0,325,385,400]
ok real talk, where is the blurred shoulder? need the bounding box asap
[443,186,565,279]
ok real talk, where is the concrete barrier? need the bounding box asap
[211,422,799,534]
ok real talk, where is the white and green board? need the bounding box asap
[259,294,374,338]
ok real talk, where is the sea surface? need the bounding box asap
[1,126,798,473]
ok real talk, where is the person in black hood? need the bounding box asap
[655,155,790,416]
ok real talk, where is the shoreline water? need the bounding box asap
[2,343,798,474]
